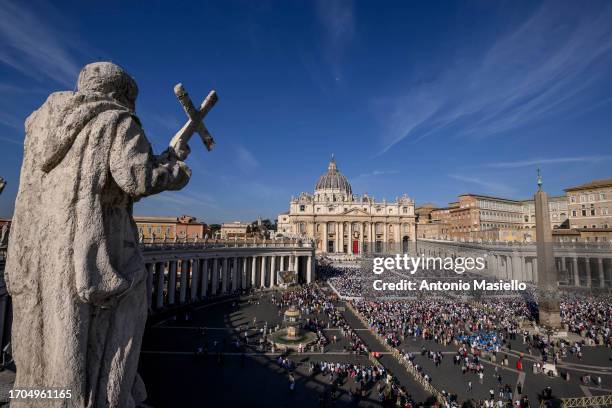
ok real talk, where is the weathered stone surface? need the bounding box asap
[5,62,191,407]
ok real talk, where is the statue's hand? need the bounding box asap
[171,139,191,161]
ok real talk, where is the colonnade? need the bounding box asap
[144,251,315,312]
[417,239,612,288]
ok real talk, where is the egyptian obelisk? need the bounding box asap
[534,170,561,328]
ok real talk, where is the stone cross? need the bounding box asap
[170,84,218,153]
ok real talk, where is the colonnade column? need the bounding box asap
[597,258,604,288]
[585,257,592,288]
[232,256,239,292]
[201,258,209,297]
[221,258,229,293]
[211,258,219,295]
[242,257,248,289]
[251,257,257,286]
[260,256,267,288]
[179,259,189,303]
[190,259,200,301]
[280,255,285,271]
[269,256,276,288]
[168,260,177,305]
[572,257,579,286]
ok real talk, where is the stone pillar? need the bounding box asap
[306,256,312,283]
[201,258,209,297]
[168,260,177,305]
[585,258,592,288]
[383,223,387,253]
[260,256,267,288]
[359,223,364,254]
[232,256,239,292]
[179,259,189,303]
[211,258,219,295]
[322,222,328,252]
[241,257,247,289]
[190,259,200,301]
[339,222,344,253]
[573,257,579,286]
[269,256,276,288]
[598,258,605,288]
[222,257,229,293]
[251,256,257,286]
[280,255,285,271]
[155,262,165,309]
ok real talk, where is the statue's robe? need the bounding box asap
[6,91,190,407]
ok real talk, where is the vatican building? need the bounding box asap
[277,156,416,254]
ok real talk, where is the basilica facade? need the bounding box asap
[277,157,416,254]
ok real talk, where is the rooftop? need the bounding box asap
[564,178,612,192]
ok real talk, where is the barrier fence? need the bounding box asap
[344,301,446,406]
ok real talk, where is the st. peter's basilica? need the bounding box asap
[277,156,416,254]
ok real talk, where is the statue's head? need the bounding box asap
[77,62,139,112]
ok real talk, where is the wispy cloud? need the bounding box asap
[448,174,516,196]
[235,145,260,173]
[0,1,95,87]
[353,169,399,179]
[484,155,612,169]
[376,1,612,154]
[316,0,354,80]
[0,110,22,130]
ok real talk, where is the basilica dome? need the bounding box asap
[315,156,352,195]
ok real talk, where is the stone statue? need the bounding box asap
[0,177,5,194]
[5,62,192,407]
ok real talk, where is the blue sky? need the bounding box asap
[1,0,611,223]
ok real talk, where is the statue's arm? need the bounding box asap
[109,115,191,199]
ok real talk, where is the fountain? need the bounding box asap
[268,306,317,351]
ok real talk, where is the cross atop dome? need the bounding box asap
[328,154,337,172]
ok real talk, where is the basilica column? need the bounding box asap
[306,256,312,283]
[280,255,285,271]
[359,223,364,254]
[339,222,344,253]
[383,223,387,253]
[598,258,605,288]
[322,222,328,252]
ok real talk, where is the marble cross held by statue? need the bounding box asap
[170,84,218,155]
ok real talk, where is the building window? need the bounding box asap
[299,205,305,212]
[402,207,408,213]
[600,192,606,200]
